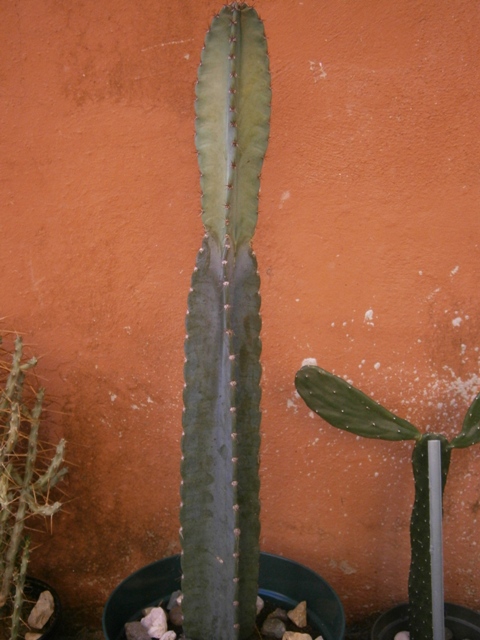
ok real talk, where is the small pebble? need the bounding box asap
[268,608,288,622]
[257,596,265,615]
[287,601,307,628]
[27,590,55,629]
[141,606,168,639]
[394,632,409,640]
[282,633,312,640]
[261,616,287,638]
[165,590,182,611]
[166,590,182,611]
[125,621,151,640]
[169,603,184,627]
[444,628,453,640]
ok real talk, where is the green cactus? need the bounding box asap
[295,364,480,640]
[180,4,270,640]
[0,335,67,640]
[408,433,451,640]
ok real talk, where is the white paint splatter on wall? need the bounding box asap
[364,309,374,326]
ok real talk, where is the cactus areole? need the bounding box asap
[295,365,480,640]
[180,4,270,640]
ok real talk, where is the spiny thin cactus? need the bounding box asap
[295,364,480,640]
[180,3,270,640]
[0,335,67,640]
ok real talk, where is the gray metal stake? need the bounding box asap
[428,439,445,640]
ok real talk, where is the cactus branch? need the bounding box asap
[10,536,30,640]
[295,365,421,441]
[450,390,480,448]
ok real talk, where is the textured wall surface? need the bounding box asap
[1,0,479,625]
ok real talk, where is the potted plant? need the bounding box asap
[0,334,67,640]
[103,4,345,640]
[295,362,480,640]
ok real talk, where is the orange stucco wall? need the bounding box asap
[1,0,479,626]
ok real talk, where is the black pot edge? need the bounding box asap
[371,602,480,640]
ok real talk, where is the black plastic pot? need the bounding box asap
[103,552,345,640]
[24,577,61,639]
[372,602,480,640]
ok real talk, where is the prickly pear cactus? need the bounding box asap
[295,364,480,640]
[295,365,420,441]
[180,4,270,640]
[408,434,451,640]
[450,391,480,448]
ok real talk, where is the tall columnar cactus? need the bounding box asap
[180,4,270,640]
[295,364,480,640]
[0,335,67,640]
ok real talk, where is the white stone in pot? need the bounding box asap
[141,606,168,638]
[27,590,55,629]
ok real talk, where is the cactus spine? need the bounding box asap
[0,335,67,640]
[295,364,480,640]
[180,4,270,640]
